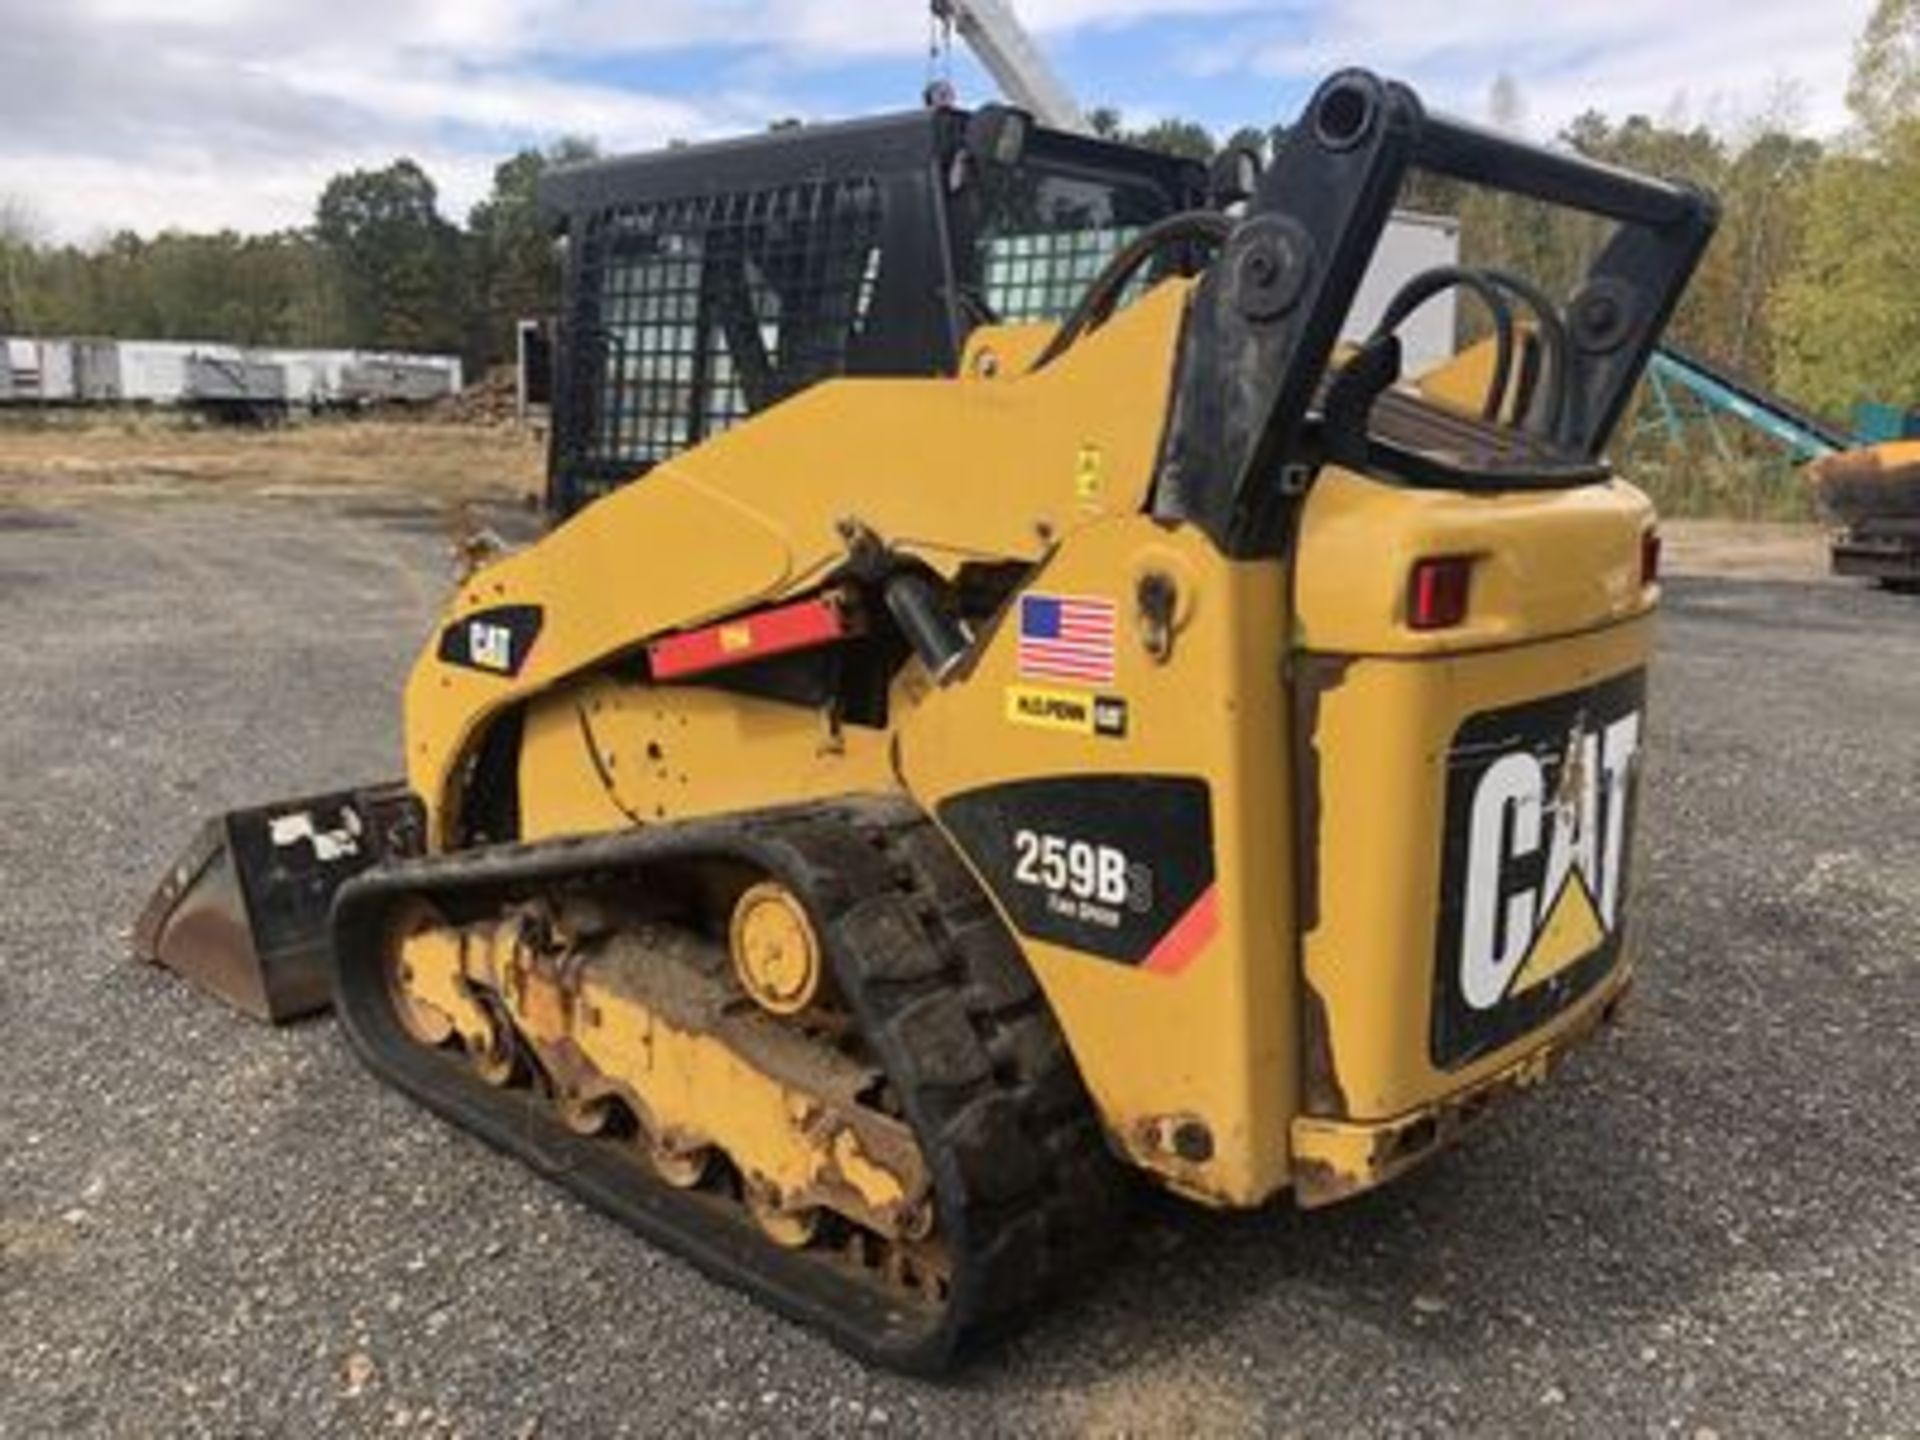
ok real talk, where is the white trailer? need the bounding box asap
[341,357,460,405]
[261,349,347,408]
[35,339,76,401]
[2,339,35,398]
[116,341,203,404]
[74,340,122,402]
[185,353,286,407]
[359,350,463,395]
[0,337,466,409]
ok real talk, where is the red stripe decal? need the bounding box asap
[648,594,854,681]
[1141,885,1220,978]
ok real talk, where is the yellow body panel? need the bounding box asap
[519,676,893,837]
[1287,970,1626,1207]
[1413,331,1534,425]
[1293,466,1655,655]
[1294,616,1650,1120]
[405,280,1192,844]
[1290,467,1654,1128]
[897,519,1296,1205]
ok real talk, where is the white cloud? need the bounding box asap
[0,145,495,245]
[0,1,784,239]
[0,0,1884,241]
[1197,0,1874,136]
[248,56,740,146]
[3,0,951,237]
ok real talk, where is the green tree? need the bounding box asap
[1083,106,1217,159]
[1124,118,1216,161]
[466,138,597,367]
[315,159,464,352]
[1712,127,1821,377]
[1769,1,1920,414]
[0,197,39,331]
[1849,0,1920,141]
[1772,125,1920,414]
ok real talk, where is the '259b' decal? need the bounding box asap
[938,776,1214,971]
[1432,669,1646,1069]
[1011,829,1152,917]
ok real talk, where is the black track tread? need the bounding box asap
[763,800,1132,1333]
[330,796,1128,1371]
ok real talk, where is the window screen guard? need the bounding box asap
[566,178,885,503]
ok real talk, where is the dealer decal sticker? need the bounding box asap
[1005,684,1128,738]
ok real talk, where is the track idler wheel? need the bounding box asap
[380,901,523,1085]
[728,881,825,1015]
[382,900,456,1047]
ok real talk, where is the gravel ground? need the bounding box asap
[1,492,1915,1437]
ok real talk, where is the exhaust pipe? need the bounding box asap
[132,783,424,1023]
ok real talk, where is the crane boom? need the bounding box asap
[934,0,1090,134]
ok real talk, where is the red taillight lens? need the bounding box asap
[1405,556,1474,629]
[1641,529,1662,587]
[1408,556,1473,631]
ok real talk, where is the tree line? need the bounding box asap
[1,0,1918,417]
[0,139,595,372]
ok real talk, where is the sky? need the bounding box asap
[0,0,1880,243]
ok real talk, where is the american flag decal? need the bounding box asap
[1017,592,1117,684]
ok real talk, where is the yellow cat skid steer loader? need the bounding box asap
[135,71,1715,1371]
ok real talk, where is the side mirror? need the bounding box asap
[1209,145,1262,207]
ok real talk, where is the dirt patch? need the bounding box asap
[0,1216,82,1265]
[1041,1357,1265,1436]
[0,413,543,508]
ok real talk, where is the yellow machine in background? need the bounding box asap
[136,71,1716,1370]
[1809,439,1920,591]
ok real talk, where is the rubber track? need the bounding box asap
[330,798,1127,1373]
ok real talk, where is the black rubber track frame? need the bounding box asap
[330,798,1127,1374]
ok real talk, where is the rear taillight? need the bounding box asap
[1408,556,1473,630]
[1641,529,1662,588]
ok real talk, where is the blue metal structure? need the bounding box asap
[1638,342,1848,462]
